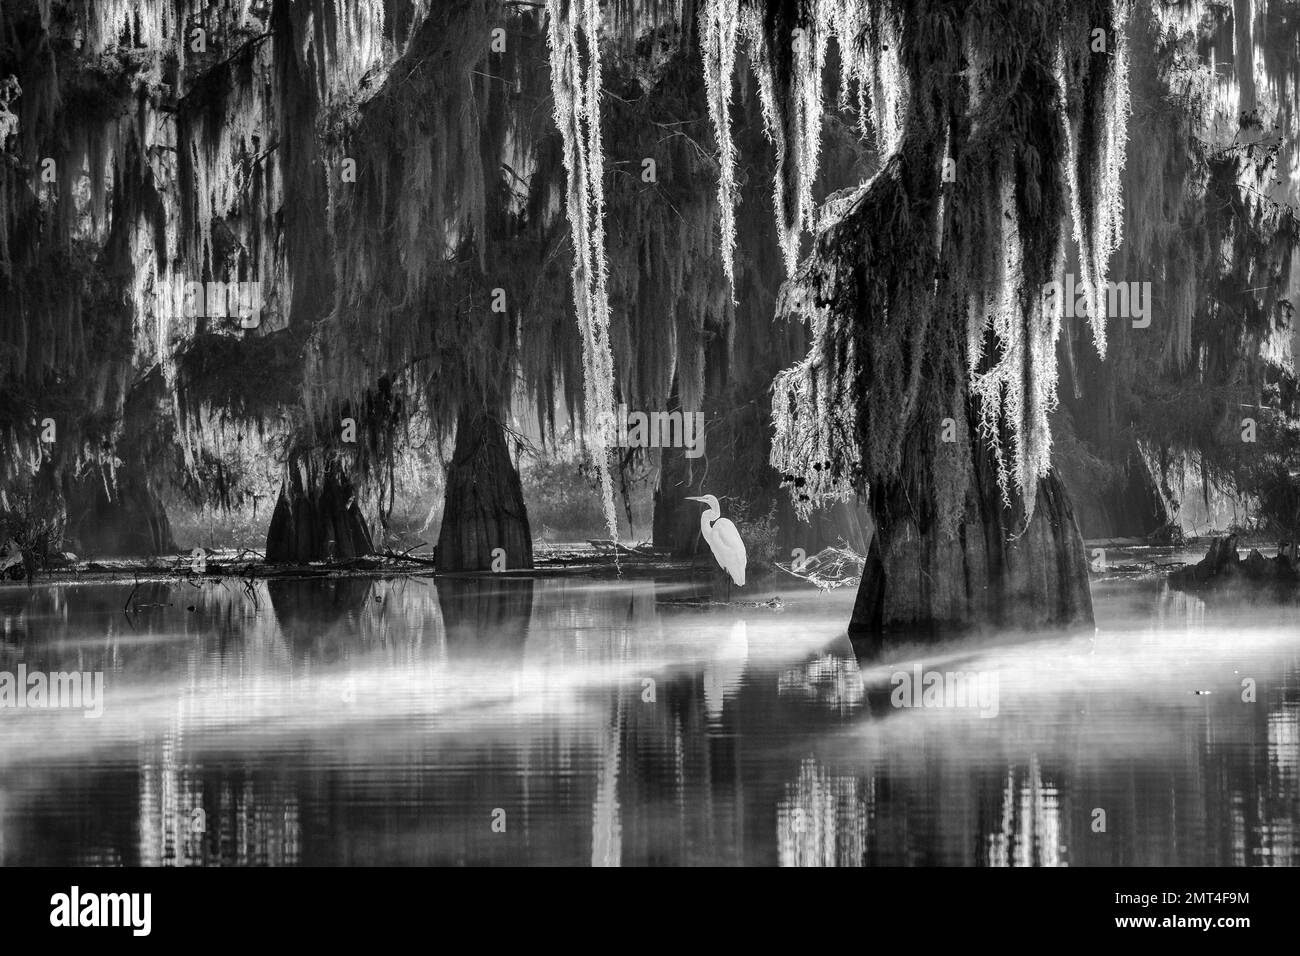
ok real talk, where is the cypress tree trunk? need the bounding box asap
[436,406,532,571]
[265,459,374,563]
[652,443,705,556]
[1058,444,1170,541]
[757,0,1125,645]
[63,465,177,557]
[850,438,1093,644]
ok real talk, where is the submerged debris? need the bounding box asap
[775,546,865,591]
[656,595,785,609]
[1168,535,1300,590]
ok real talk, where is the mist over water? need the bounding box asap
[0,574,1295,866]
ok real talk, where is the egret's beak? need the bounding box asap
[684,496,707,503]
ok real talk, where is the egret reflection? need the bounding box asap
[0,575,1296,865]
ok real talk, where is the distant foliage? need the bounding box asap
[729,497,779,574]
[0,484,64,573]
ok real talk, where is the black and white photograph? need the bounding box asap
[0,0,1292,926]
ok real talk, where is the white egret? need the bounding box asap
[686,494,747,593]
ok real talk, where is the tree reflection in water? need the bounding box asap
[0,576,1296,865]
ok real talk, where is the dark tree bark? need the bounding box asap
[265,459,374,563]
[1057,437,1171,541]
[1168,534,1241,588]
[436,406,532,571]
[758,0,1123,645]
[850,441,1094,646]
[652,443,706,556]
[1169,535,1300,589]
[63,465,177,557]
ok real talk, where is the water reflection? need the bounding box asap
[437,577,534,662]
[0,574,1296,865]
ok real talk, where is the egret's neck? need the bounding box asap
[700,507,719,532]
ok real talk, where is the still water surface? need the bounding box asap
[0,571,1296,865]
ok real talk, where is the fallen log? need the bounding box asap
[380,550,438,568]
